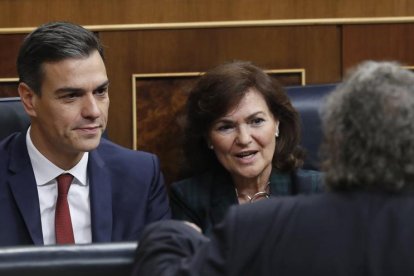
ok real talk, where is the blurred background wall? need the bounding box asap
[1,0,413,182]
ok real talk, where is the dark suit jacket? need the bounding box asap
[170,168,323,235]
[135,192,414,276]
[0,132,170,246]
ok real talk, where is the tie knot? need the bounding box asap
[57,173,73,195]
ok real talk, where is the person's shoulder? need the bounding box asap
[295,168,323,177]
[236,194,311,212]
[294,168,325,193]
[0,132,21,147]
[0,133,24,173]
[96,138,157,161]
[169,171,222,226]
[171,171,216,193]
[231,193,329,224]
[226,197,295,230]
[0,132,22,155]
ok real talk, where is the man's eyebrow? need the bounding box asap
[55,87,84,94]
[55,80,109,94]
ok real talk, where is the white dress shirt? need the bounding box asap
[26,127,92,245]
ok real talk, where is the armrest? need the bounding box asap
[0,242,137,276]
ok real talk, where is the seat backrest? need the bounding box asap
[285,84,337,171]
[0,241,137,276]
[0,97,30,140]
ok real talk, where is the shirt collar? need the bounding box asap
[26,127,89,186]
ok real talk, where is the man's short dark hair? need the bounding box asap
[17,21,104,95]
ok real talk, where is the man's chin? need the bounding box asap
[76,138,101,152]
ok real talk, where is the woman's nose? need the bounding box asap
[235,126,252,145]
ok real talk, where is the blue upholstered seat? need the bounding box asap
[0,97,30,141]
[0,97,109,141]
[286,83,337,170]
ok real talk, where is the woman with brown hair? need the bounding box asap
[170,61,323,235]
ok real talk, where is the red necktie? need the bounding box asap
[55,173,75,244]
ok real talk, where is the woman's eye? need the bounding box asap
[251,118,265,126]
[217,124,234,132]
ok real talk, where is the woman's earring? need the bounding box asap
[209,144,214,150]
[275,121,280,138]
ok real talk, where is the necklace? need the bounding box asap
[235,182,271,203]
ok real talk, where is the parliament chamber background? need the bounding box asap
[1,0,414,183]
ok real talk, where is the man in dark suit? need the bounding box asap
[0,21,170,246]
[133,61,414,276]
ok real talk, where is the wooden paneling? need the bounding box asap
[2,0,414,28]
[1,14,412,184]
[1,1,413,184]
[0,82,19,98]
[135,76,196,184]
[100,25,341,150]
[342,23,414,72]
[0,34,24,77]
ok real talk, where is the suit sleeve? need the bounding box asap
[132,220,209,276]
[133,216,236,276]
[145,154,171,221]
[133,199,292,276]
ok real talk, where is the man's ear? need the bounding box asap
[18,82,37,117]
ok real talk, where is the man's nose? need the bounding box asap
[82,94,101,119]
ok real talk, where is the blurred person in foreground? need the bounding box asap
[133,61,414,276]
[0,21,170,246]
[170,61,323,235]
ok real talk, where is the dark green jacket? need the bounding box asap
[170,169,324,236]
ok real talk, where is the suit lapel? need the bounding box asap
[210,171,237,225]
[8,133,43,245]
[88,149,113,242]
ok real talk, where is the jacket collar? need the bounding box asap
[8,133,44,245]
[88,144,113,242]
[209,170,237,227]
[8,134,114,244]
